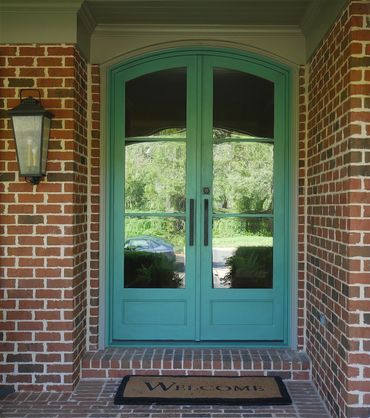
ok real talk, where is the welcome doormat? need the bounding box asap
[114,375,292,405]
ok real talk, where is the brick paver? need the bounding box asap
[0,380,330,417]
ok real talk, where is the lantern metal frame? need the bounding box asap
[8,90,54,185]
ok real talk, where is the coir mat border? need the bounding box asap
[114,375,292,405]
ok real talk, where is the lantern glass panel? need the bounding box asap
[41,117,51,175]
[12,115,42,176]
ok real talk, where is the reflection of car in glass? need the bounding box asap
[124,236,176,262]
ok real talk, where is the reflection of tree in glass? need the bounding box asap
[125,142,186,213]
[125,133,273,244]
[213,142,273,216]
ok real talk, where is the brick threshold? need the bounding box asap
[81,348,310,380]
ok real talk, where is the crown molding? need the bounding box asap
[0,0,84,13]
[78,1,97,34]
[93,24,304,38]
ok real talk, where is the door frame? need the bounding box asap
[103,46,296,348]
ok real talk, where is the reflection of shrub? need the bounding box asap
[213,218,243,237]
[124,251,182,288]
[222,246,273,288]
[212,218,273,239]
[125,218,185,249]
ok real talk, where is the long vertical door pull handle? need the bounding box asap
[204,198,209,246]
[189,199,195,246]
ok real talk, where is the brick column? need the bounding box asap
[305,1,370,417]
[298,65,308,351]
[0,44,88,391]
[87,65,101,351]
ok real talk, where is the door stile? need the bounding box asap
[193,56,204,341]
[199,57,214,340]
[111,72,126,341]
[186,57,200,340]
[271,70,289,341]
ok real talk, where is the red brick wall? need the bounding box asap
[0,44,88,390]
[305,1,370,417]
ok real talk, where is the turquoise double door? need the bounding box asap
[110,49,290,343]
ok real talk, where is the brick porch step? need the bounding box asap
[81,348,311,380]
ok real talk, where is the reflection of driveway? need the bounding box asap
[213,248,236,288]
[175,253,185,263]
[174,249,236,288]
[213,247,235,267]
[175,253,185,273]
[175,249,236,269]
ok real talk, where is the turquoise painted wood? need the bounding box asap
[109,49,290,343]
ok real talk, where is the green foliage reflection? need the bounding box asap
[124,139,274,246]
[221,246,273,288]
[213,142,273,214]
[125,142,186,213]
[124,251,182,288]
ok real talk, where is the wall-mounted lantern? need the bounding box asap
[8,90,54,185]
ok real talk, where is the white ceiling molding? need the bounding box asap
[91,26,306,64]
[78,1,97,34]
[94,24,304,37]
[0,0,84,13]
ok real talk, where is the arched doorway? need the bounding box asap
[108,48,291,343]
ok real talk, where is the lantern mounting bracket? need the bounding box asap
[26,176,42,186]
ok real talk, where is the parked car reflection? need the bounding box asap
[124,236,176,262]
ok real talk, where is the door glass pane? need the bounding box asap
[213,142,273,214]
[212,217,273,289]
[125,68,186,138]
[213,68,274,139]
[125,142,186,213]
[124,217,186,288]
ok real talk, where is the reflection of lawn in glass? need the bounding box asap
[213,235,273,247]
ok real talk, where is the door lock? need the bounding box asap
[203,187,211,195]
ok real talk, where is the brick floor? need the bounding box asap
[0,380,330,417]
[81,348,311,381]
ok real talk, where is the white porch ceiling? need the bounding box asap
[0,0,349,61]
